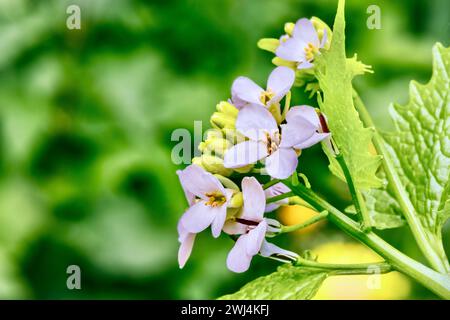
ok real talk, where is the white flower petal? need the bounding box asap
[286,105,320,127]
[265,148,298,179]
[211,205,227,238]
[275,37,305,62]
[267,66,295,97]
[241,177,266,222]
[178,233,196,268]
[223,220,248,235]
[293,18,320,47]
[297,60,314,69]
[180,201,218,234]
[245,220,267,256]
[223,140,268,168]
[294,132,330,150]
[226,234,253,273]
[279,118,316,149]
[260,240,299,260]
[236,104,278,141]
[178,165,225,200]
[231,76,264,106]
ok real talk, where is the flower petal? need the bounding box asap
[241,177,266,221]
[223,140,268,168]
[236,104,278,141]
[265,148,298,179]
[294,132,330,150]
[267,66,295,98]
[231,76,264,106]
[279,117,316,149]
[176,170,196,206]
[275,37,305,62]
[231,96,249,109]
[178,232,196,268]
[180,200,218,234]
[265,218,282,233]
[211,204,227,238]
[226,234,253,273]
[178,165,225,200]
[260,240,299,260]
[177,219,190,243]
[223,220,248,235]
[286,105,320,128]
[293,18,319,47]
[245,220,267,256]
[297,60,314,70]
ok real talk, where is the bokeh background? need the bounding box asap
[0,0,448,299]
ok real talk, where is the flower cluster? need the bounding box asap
[177,18,331,272]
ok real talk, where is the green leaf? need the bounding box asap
[364,171,406,230]
[315,0,382,190]
[381,43,450,269]
[218,265,327,300]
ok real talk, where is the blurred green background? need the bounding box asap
[0,0,448,299]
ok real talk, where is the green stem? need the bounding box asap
[266,192,294,204]
[284,180,450,299]
[335,154,372,232]
[263,179,281,190]
[353,90,450,274]
[280,210,328,233]
[288,196,316,210]
[295,256,392,276]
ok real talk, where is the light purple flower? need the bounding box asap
[177,221,196,268]
[223,104,321,179]
[231,66,295,109]
[265,182,291,212]
[285,105,330,149]
[276,18,327,70]
[176,164,233,268]
[223,177,298,273]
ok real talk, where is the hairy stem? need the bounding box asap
[295,256,392,275]
[263,179,281,190]
[284,180,450,299]
[353,90,450,274]
[280,210,328,233]
[335,154,372,232]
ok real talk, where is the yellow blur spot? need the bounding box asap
[312,242,411,300]
[278,205,324,235]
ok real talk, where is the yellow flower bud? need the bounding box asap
[232,164,254,174]
[284,22,295,36]
[192,155,233,176]
[201,138,232,157]
[228,192,243,208]
[216,101,239,118]
[272,57,297,69]
[205,129,223,140]
[257,38,280,53]
[210,112,236,130]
